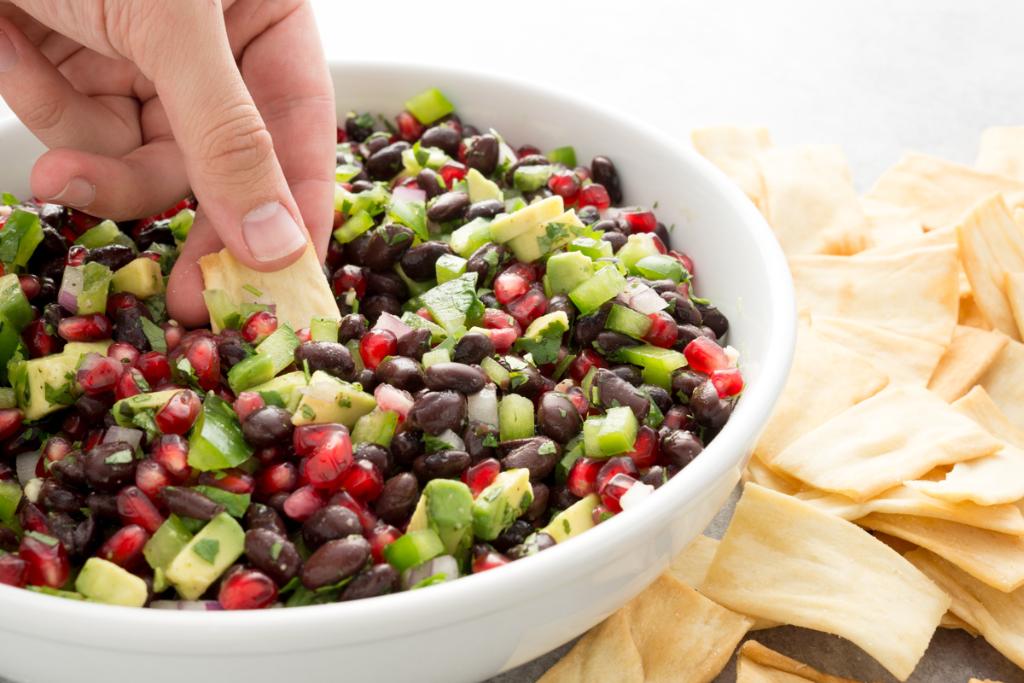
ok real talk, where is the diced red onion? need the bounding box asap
[433,429,465,452]
[150,600,224,611]
[391,186,426,204]
[15,450,39,486]
[372,312,413,343]
[373,383,414,422]
[467,385,499,428]
[102,426,144,451]
[57,266,83,314]
[622,280,668,315]
[400,555,459,590]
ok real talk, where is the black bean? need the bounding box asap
[697,303,729,339]
[395,327,431,360]
[590,156,623,204]
[341,564,399,601]
[37,203,67,231]
[374,472,419,525]
[654,223,671,246]
[366,141,409,180]
[36,276,57,303]
[691,380,733,431]
[592,368,650,421]
[135,222,174,251]
[38,479,82,514]
[86,492,119,521]
[574,305,610,347]
[112,305,150,351]
[400,241,453,281]
[361,224,415,271]
[508,532,556,560]
[337,314,368,343]
[609,364,643,386]
[594,331,638,356]
[479,291,499,309]
[548,484,579,511]
[601,230,627,251]
[71,515,98,558]
[537,392,582,444]
[242,406,294,448]
[362,294,402,323]
[413,450,472,482]
[524,482,549,521]
[672,369,706,401]
[409,391,466,434]
[674,324,704,349]
[427,191,470,223]
[46,513,76,556]
[390,429,423,467]
[465,134,499,175]
[367,271,408,299]
[245,528,300,584]
[501,437,559,481]
[217,336,248,369]
[452,332,494,365]
[85,244,135,271]
[355,443,392,476]
[301,536,370,590]
[245,503,288,536]
[49,453,86,489]
[416,169,443,199]
[641,466,669,489]
[463,421,498,462]
[161,486,225,521]
[345,112,375,142]
[375,356,425,393]
[420,125,461,156]
[350,179,376,193]
[660,430,704,469]
[302,505,362,549]
[0,525,18,552]
[424,362,486,394]
[465,199,504,221]
[295,341,356,381]
[642,384,673,415]
[356,368,377,392]
[491,519,533,553]
[466,243,507,288]
[662,291,702,326]
[82,441,137,492]
[547,295,576,327]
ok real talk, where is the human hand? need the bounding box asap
[0,0,336,325]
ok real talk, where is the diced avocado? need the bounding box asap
[546,146,577,167]
[292,371,376,427]
[406,479,474,559]
[16,342,111,421]
[74,219,132,250]
[0,479,22,525]
[383,529,444,572]
[507,209,584,263]
[615,344,687,390]
[567,236,613,260]
[449,217,493,258]
[634,254,686,283]
[112,389,179,427]
[164,512,245,601]
[513,165,554,192]
[466,168,503,203]
[569,264,626,314]
[543,494,599,543]
[0,273,32,329]
[0,210,43,268]
[334,182,390,218]
[169,208,194,244]
[0,315,20,384]
[472,468,534,540]
[514,311,568,365]
[435,253,467,284]
[544,251,594,296]
[616,234,662,271]
[582,416,604,457]
[188,395,253,471]
[249,370,308,411]
[309,316,339,343]
[144,515,193,577]
[499,393,535,442]
[598,406,638,456]
[75,558,148,607]
[404,88,455,125]
[67,262,113,315]
[333,210,374,244]
[351,408,398,446]
[111,258,165,299]
[605,304,652,340]
[489,195,564,244]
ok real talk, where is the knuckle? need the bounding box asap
[197,104,277,184]
[21,98,65,133]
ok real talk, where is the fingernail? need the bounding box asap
[49,177,95,208]
[242,202,306,263]
[0,31,16,72]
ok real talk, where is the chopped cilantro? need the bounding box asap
[300,404,316,421]
[26,531,58,546]
[141,316,167,353]
[538,441,557,456]
[43,381,75,407]
[270,541,282,561]
[103,449,133,465]
[481,433,499,448]
[562,519,571,535]
[242,284,263,298]
[192,538,220,564]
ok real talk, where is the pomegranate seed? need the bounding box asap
[336,127,347,143]
[0,463,12,481]
[198,469,255,495]
[256,461,298,496]
[547,171,581,205]
[488,327,517,354]
[670,251,694,278]
[482,308,519,331]
[517,144,541,157]
[22,319,58,357]
[628,426,659,469]
[395,110,425,142]
[282,485,326,522]
[155,389,201,435]
[41,436,72,465]
[76,353,124,395]
[219,568,278,610]
[569,349,607,384]
[439,161,467,188]
[472,547,511,573]
[0,408,23,441]
[578,183,611,211]
[150,435,190,480]
[600,473,637,512]
[117,486,165,534]
[359,329,397,371]
[592,503,615,524]
[115,368,147,399]
[574,166,592,182]
[494,270,530,305]
[98,524,150,568]
[135,460,172,501]
[135,352,171,385]
[295,327,312,343]
[567,457,602,498]
[620,209,657,233]
[506,286,548,328]
[107,341,141,366]
[684,337,728,375]
[463,458,500,497]
[329,490,378,533]
[662,406,690,431]
[326,238,346,270]
[65,245,87,266]
[293,423,345,457]
[711,368,743,397]
[19,533,69,588]
[644,312,678,349]
[184,337,220,391]
[596,457,639,493]
[368,523,401,564]
[58,314,111,342]
[233,392,265,422]
[106,292,139,316]
[19,503,50,534]
[240,311,278,344]
[651,235,668,254]
[331,264,368,298]
[305,430,354,490]
[0,554,28,587]
[341,459,383,501]
[565,386,589,416]
[17,274,40,300]
[67,210,99,234]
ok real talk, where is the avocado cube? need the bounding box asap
[616,234,662,271]
[292,371,376,427]
[582,417,604,458]
[545,251,594,296]
[249,370,308,411]
[489,195,564,244]
[16,342,111,421]
[466,168,503,203]
[76,558,148,607]
[111,258,165,299]
[164,512,245,600]
[407,479,474,560]
[542,494,599,543]
[472,468,534,540]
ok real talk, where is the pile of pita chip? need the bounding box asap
[539,127,1024,681]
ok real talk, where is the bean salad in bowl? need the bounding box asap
[0,88,741,610]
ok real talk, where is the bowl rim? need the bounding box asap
[0,58,795,647]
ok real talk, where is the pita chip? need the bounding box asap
[771,386,1001,501]
[746,454,805,495]
[977,338,1024,432]
[812,316,946,386]
[200,245,340,332]
[622,574,751,683]
[1003,271,1024,340]
[960,292,993,329]
[536,611,644,683]
[861,514,1024,592]
[976,126,1024,179]
[736,641,864,683]
[702,485,948,681]
[789,245,959,346]
[907,443,1024,506]
[908,548,1024,670]
[928,326,1009,401]
[668,534,719,588]
[754,323,888,464]
[864,152,1024,230]
[951,385,1024,448]
[860,198,924,249]
[755,145,869,255]
[957,195,1024,339]
[940,611,979,637]
[691,126,773,209]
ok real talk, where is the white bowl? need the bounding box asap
[0,61,794,683]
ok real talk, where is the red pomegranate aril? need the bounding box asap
[330,490,378,532]
[463,458,500,497]
[233,391,265,422]
[135,460,172,501]
[184,337,221,391]
[199,469,255,495]
[336,127,346,143]
[0,408,23,441]
[58,314,111,342]
[342,459,383,501]
[22,319,57,357]
[567,457,602,498]
[136,351,171,385]
[115,368,146,400]
[305,430,354,490]
[644,311,678,349]
[151,434,190,480]
[98,524,150,568]
[76,353,124,395]
[494,270,530,305]
[628,426,660,469]
[117,486,165,534]
[359,329,397,371]
[415,307,432,321]
[620,209,657,233]
[41,435,72,465]
[439,161,467,188]
[488,327,518,354]
[282,485,326,522]
[155,389,201,435]
[219,568,278,610]
[241,311,278,344]
[107,341,141,366]
[547,171,581,205]
[368,523,400,564]
[482,308,518,331]
[651,235,668,254]
[331,264,367,298]
[395,110,425,142]
[565,386,589,416]
[600,473,638,513]
[517,144,541,157]
[596,457,639,493]
[83,429,104,452]
[373,383,414,423]
[683,337,729,375]
[574,166,592,182]
[0,553,28,587]
[711,368,743,397]
[662,406,690,431]
[472,548,511,573]
[19,533,69,588]
[506,286,547,328]
[293,423,345,457]
[19,503,50,534]
[65,245,87,267]
[670,250,695,278]
[106,292,138,316]
[257,461,298,496]
[569,349,607,384]
[17,274,40,300]
[578,183,611,211]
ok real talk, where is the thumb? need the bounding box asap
[137,1,307,271]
